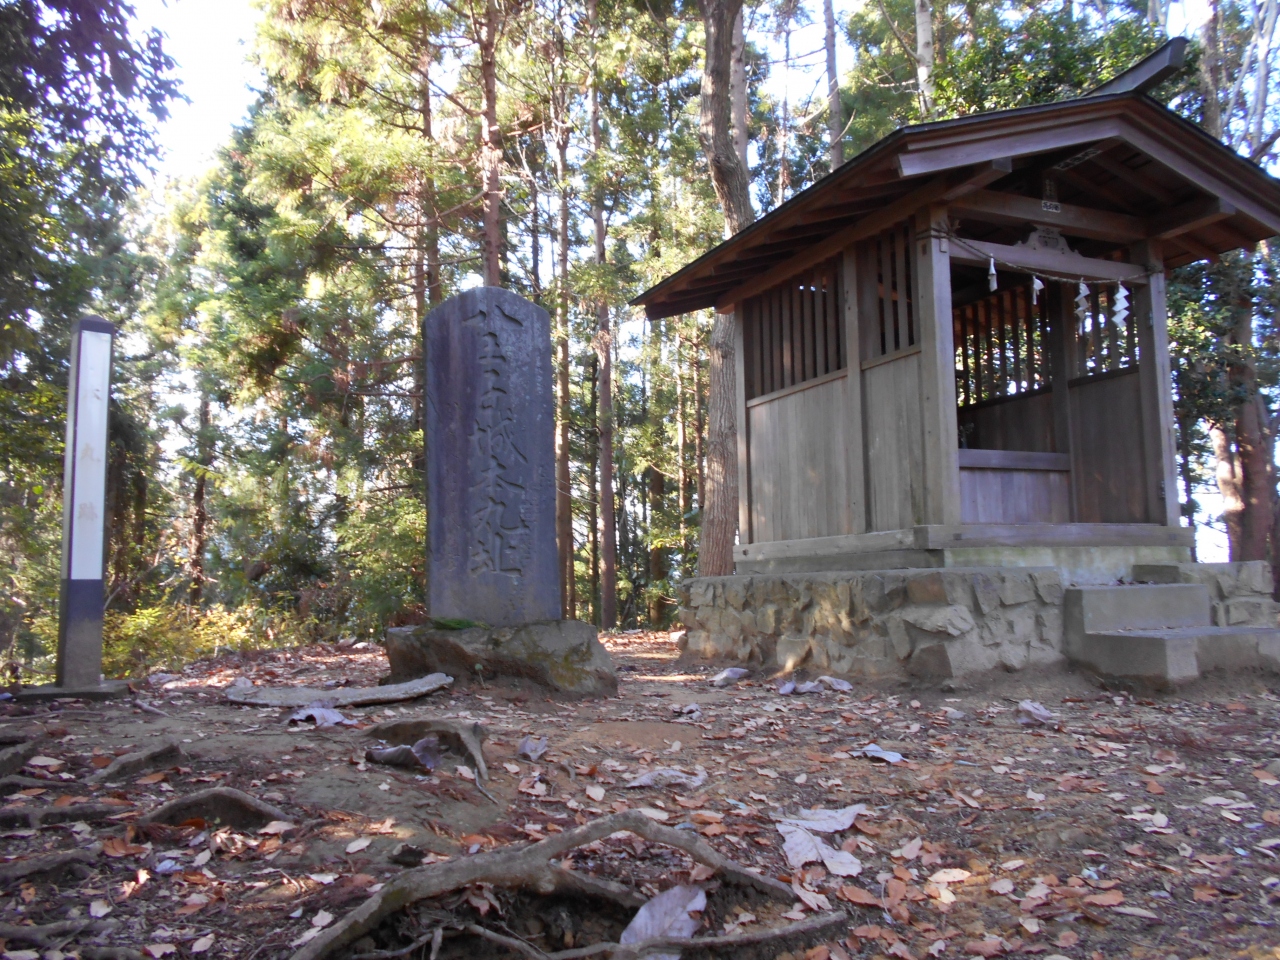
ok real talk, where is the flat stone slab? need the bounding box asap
[224,673,453,708]
[14,680,131,702]
[384,620,616,697]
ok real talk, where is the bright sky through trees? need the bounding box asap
[134,0,264,183]
[133,0,1214,184]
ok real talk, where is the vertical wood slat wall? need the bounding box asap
[742,258,845,401]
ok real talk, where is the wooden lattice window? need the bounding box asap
[861,224,916,360]
[741,259,845,401]
[955,283,1049,407]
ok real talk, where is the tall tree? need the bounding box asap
[824,0,844,168]
[913,0,937,117]
[588,0,619,627]
[1178,0,1280,583]
[478,0,505,285]
[695,0,755,578]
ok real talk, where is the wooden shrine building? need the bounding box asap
[635,41,1280,583]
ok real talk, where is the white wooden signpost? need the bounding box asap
[20,316,129,699]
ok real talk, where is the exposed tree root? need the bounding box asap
[0,848,98,885]
[0,802,123,829]
[86,739,184,783]
[138,785,290,830]
[0,919,146,959]
[364,718,491,781]
[289,810,831,960]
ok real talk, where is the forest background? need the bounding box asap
[2,0,1279,680]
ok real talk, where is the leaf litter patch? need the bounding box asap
[298,811,844,960]
[4,635,1280,958]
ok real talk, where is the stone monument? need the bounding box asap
[385,287,615,696]
[425,285,560,625]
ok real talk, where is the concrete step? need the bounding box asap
[1065,584,1211,634]
[1071,626,1280,686]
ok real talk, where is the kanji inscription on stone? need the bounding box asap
[425,287,560,626]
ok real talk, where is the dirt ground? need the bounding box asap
[3,632,1280,960]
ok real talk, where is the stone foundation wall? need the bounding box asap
[676,567,1066,680]
[677,562,1280,680]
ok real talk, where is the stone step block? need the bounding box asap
[1070,626,1280,685]
[1188,626,1280,673]
[1064,584,1210,635]
[1072,630,1200,686]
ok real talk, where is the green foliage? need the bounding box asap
[336,492,428,635]
[841,0,1162,154]
[0,1,176,666]
[99,601,313,680]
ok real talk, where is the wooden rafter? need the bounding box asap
[951,189,1146,242]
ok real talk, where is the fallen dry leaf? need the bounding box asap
[102,837,146,858]
[1082,888,1124,907]
[897,836,923,860]
[964,938,1005,957]
[1114,906,1160,919]
[838,885,882,907]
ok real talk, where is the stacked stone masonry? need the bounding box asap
[1131,562,1278,628]
[677,562,1279,680]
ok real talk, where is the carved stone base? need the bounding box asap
[384,620,616,698]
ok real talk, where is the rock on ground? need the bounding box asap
[384,619,617,697]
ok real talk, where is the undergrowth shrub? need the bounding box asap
[100,600,314,677]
